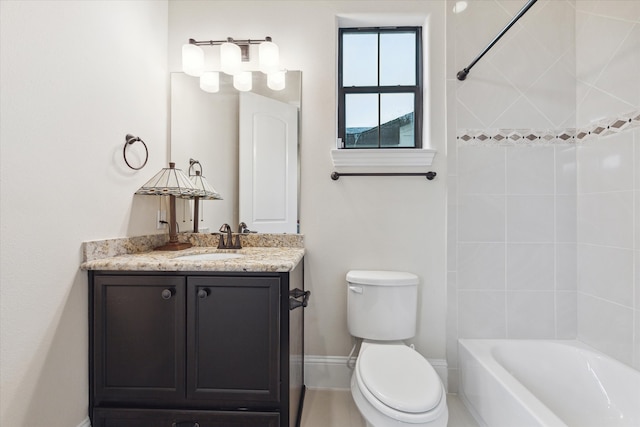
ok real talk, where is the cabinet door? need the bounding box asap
[187,276,280,405]
[93,275,186,405]
[93,408,280,427]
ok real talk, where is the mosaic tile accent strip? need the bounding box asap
[457,109,640,146]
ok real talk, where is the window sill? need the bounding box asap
[330,148,436,169]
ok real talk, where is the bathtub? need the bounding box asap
[458,339,640,427]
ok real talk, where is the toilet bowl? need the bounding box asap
[350,342,448,427]
[346,270,448,427]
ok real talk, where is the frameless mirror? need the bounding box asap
[170,71,301,234]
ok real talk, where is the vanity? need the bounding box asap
[82,234,306,427]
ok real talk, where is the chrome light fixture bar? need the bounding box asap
[182,36,285,93]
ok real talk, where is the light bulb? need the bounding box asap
[200,71,219,93]
[267,70,286,91]
[220,42,242,75]
[259,40,279,74]
[233,71,252,91]
[453,1,468,14]
[182,43,204,77]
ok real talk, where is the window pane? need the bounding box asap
[380,93,414,147]
[345,93,379,148]
[380,32,416,86]
[342,32,378,87]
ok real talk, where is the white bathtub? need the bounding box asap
[458,339,640,427]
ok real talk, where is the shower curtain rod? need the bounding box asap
[456,0,538,81]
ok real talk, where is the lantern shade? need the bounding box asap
[134,163,196,250]
[182,43,204,77]
[190,171,223,200]
[221,42,242,75]
[233,71,252,91]
[259,41,279,74]
[200,71,220,93]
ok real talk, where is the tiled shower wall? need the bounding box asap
[575,2,640,368]
[446,0,640,391]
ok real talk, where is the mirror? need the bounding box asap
[170,71,301,234]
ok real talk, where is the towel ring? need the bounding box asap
[123,134,149,170]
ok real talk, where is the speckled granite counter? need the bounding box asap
[80,233,304,272]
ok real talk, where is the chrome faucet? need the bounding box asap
[217,223,242,249]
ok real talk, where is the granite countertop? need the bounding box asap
[81,247,304,272]
[80,233,305,273]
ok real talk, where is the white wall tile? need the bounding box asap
[556,291,578,339]
[556,243,577,291]
[578,293,634,366]
[634,309,640,370]
[458,243,505,290]
[577,132,635,194]
[488,23,556,93]
[556,195,577,242]
[578,244,634,307]
[556,145,577,195]
[458,290,506,339]
[506,146,555,195]
[507,291,555,339]
[635,130,640,190]
[635,249,640,311]
[577,191,634,248]
[458,146,506,194]
[447,272,458,369]
[576,12,635,87]
[456,61,522,127]
[458,195,506,242]
[593,24,640,108]
[506,243,555,291]
[507,195,555,242]
[526,58,577,128]
[588,0,640,22]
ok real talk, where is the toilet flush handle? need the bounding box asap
[349,285,363,294]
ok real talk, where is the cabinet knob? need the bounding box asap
[198,289,210,299]
[161,288,175,300]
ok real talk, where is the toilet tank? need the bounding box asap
[347,270,419,341]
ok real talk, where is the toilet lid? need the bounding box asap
[358,345,442,414]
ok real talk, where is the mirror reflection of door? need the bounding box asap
[239,92,298,233]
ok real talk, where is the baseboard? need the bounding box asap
[305,355,448,391]
[305,355,353,390]
[77,416,91,427]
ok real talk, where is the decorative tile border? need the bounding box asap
[457,109,640,146]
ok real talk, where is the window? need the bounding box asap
[338,27,422,149]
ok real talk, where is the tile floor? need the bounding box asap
[300,389,479,427]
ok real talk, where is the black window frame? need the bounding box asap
[338,26,423,149]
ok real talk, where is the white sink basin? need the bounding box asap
[175,253,244,261]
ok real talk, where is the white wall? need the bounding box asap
[0,1,168,426]
[168,1,448,363]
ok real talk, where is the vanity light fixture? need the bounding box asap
[135,162,197,251]
[188,159,223,233]
[181,37,285,93]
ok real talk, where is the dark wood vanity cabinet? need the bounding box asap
[89,266,305,427]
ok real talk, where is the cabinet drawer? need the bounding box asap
[92,408,280,427]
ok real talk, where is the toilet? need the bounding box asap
[347,270,448,427]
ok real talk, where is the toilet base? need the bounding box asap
[351,373,448,427]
